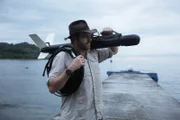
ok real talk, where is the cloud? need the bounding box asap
[0,0,179,55]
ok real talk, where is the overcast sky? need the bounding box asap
[0,0,180,56]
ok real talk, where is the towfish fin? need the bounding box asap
[29,33,55,59]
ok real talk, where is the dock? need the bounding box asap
[103,73,180,120]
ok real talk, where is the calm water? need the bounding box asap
[0,56,180,120]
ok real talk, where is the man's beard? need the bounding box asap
[79,42,91,50]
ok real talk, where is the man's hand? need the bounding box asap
[68,55,85,72]
[100,27,113,35]
[101,28,119,55]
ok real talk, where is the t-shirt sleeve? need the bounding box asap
[49,52,66,79]
[96,48,113,63]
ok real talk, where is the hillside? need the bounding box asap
[0,42,40,59]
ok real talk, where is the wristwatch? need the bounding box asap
[66,69,73,76]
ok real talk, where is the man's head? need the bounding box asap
[65,20,97,50]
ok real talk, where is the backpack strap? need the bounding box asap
[42,45,77,77]
[42,45,84,97]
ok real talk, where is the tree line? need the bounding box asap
[0,42,40,59]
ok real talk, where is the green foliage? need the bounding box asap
[0,42,40,59]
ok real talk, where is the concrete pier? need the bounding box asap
[103,73,180,120]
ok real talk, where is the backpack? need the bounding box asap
[42,45,84,97]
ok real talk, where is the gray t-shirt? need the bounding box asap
[49,48,113,120]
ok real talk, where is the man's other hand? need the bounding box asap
[101,27,113,35]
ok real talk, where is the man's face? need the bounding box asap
[77,33,92,51]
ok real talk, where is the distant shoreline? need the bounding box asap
[0,42,39,59]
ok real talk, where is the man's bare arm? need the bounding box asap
[48,55,85,93]
[110,47,118,55]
